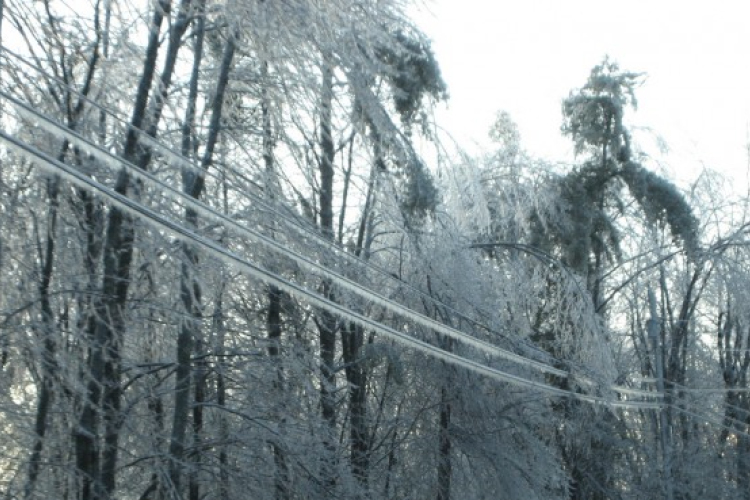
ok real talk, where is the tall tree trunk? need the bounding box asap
[215,292,230,500]
[185,13,207,499]
[189,334,207,500]
[24,175,60,499]
[341,179,377,494]
[318,61,335,241]
[107,2,194,496]
[162,1,205,497]
[649,288,674,500]
[738,432,750,499]
[259,52,292,499]
[268,284,291,500]
[316,58,339,490]
[427,278,452,500]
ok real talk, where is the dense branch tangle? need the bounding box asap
[0,90,663,406]
[1,4,738,500]
[1,127,664,409]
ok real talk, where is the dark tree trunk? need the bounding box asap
[185,15,207,497]
[24,175,60,499]
[317,59,338,490]
[189,335,207,500]
[426,279,453,500]
[212,286,230,500]
[268,284,291,500]
[319,61,335,240]
[260,51,291,500]
[436,386,451,500]
[340,145,379,494]
[343,322,369,490]
[738,429,750,499]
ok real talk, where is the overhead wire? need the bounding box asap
[0,39,622,387]
[0,87,608,377]
[0,47,664,404]
[671,403,750,441]
[3,89,671,404]
[635,377,750,394]
[0,101,659,406]
[623,378,750,441]
[0,127,664,410]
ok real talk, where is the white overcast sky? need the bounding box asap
[414,0,750,183]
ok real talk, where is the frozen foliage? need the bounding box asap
[562,57,642,160]
[555,58,699,279]
[2,3,747,500]
[620,160,700,257]
[374,28,447,127]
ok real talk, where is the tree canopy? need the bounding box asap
[0,4,748,500]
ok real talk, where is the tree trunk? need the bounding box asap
[317,58,338,490]
[259,51,292,499]
[215,293,230,500]
[189,334,207,500]
[738,428,750,499]
[185,13,207,497]
[24,175,60,499]
[343,321,369,491]
[268,284,291,500]
[429,280,452,500]
[649,288,674,500]
[319,61,335,240]
[436,386,451,500]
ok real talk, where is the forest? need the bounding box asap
[1,1,750,499]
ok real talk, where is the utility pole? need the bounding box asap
[648,286,674,500]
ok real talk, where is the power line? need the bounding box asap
[2,88,665,404]
[0,128,663,410]
[4,89,669,403]
[636,377,750,395]
[0,46,664,403]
